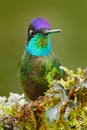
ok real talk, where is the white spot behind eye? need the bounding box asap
[30,29,35,36]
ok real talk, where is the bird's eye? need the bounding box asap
[30,30,35,36]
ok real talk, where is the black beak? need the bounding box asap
[44,29,62,34]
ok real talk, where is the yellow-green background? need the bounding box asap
[0,0,87,96]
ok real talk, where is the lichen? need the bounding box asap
[0,67,87,129]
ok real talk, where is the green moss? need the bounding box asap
[46,67,58,87]
[0,67,87,129]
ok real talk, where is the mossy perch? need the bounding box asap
[0,67,87,130]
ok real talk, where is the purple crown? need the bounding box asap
[31,17,51,31]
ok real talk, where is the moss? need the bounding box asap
[0,67,87,129]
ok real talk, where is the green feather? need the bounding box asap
[18,50,63,100]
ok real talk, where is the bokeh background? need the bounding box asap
[0,0,87,96]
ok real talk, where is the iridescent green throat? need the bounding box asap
[26,33,51,57]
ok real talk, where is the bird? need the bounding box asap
[18,17,63,100]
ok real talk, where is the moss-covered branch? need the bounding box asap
[0,67,87,130]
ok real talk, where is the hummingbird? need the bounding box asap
[18,17,63,100]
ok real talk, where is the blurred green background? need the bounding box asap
[0,0,87,96]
